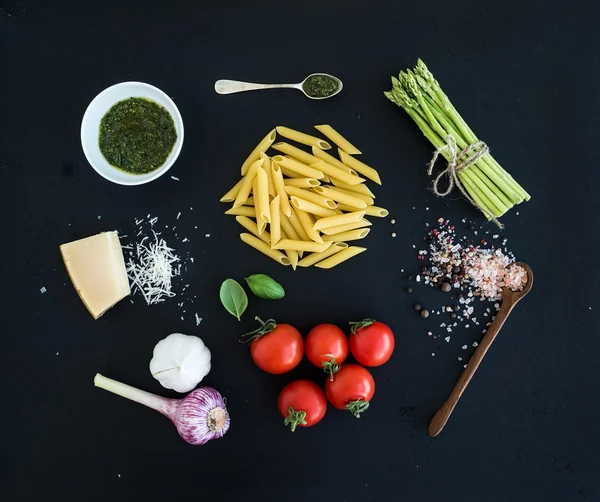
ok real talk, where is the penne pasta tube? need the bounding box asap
[255,167,271,223]
[220,178,244,202]
[296,242,348,267]
[290,196,337,218]
[287,251,299,270]
[313,186,367,209]
[288,208,312,242]
[269,195,281,247]
[225,206,257,217]
[294,207,324,243]
[314,246,367,269]
[276,126,332,150]
[336,203,359,212]
[260,152,276,198]
[320,219,372,236]
[273,239,332,253]
[331,187,374,206]
[280,213,305,259]
[272,155,325,179]
[272,142,321,166]
[329,177,376,198]
[234,159,262,207]
[314,125,362,155]
[243,196,255,207]
[364,205,389,217]
[253,179,267,235]
[284,177,321,188]
[280,211,302,241]
[241,129,276,175]
[240,233,290,266]
[285,186,336,209]
[279,166,304,178]
[338,150,382,185]
[337,203,388,215]
[272,163,293,217]
[235,216,270,244]
[309,161,365,186]
[311,146,356,174]
[322,228,371,242]
[313,211,366,231]
[279,229,299,270]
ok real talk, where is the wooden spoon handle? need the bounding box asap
[428,299,517,437]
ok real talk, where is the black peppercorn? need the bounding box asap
[420,309,430,319]
[441,282,452,293]
[406,287,413,293]
[414,304,422,311]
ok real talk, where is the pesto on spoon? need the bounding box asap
[99,97,177,175]
[214,73,343,100]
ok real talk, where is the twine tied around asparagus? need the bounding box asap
[428,134,502,228]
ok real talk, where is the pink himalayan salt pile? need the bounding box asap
[416,219,528,302]
[465,249,527,301]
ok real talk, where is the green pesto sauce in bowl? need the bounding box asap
[99,97,177,175]
[302,75,340,98]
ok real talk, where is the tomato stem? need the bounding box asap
[345,398,370,418]
[240,316,277,343]
[321,354,340,381]
[283,406,307,432]
[349,318,375,335]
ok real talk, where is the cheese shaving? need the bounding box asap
[126,231,180,305]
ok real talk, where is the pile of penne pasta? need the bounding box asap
[220,125,388,269]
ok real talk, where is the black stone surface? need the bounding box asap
[1,1,597,500]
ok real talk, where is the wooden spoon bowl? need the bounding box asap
[428,262,533,437]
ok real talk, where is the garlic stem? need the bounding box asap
[94,373,174,417]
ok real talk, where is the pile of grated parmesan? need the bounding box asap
[126,231,180,305]
[121,213,203,325]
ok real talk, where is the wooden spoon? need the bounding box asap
[428,262,533,437]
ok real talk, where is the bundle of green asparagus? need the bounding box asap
[385,59,530,224]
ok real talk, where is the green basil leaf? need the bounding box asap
[245,274,285,300]
[219,279,248,321]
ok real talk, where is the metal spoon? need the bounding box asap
[428,262,534,437]
[214,73,343,100]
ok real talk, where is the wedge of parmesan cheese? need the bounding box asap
[60,231,130,319]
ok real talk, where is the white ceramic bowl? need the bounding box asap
[81,82,184,185]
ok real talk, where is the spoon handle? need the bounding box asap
[214,79,299,95]
[428,297,518,437]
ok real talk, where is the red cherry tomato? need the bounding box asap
[325,364,375,418]
[244,318,304,374]
[305,324,348,379]
[278,380,327,431]
[348,319,395,367]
